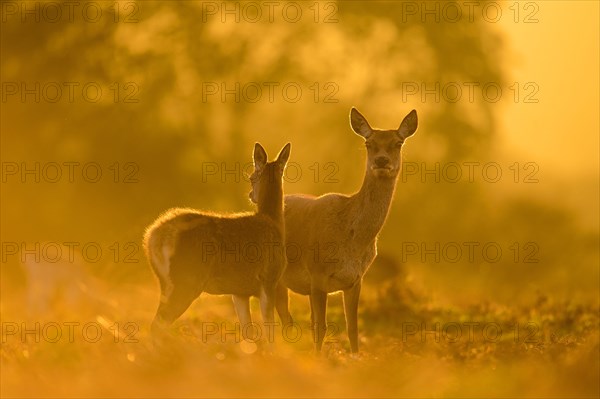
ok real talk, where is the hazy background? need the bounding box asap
[1,1,598,397]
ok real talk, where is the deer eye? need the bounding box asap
[395,141,403,148]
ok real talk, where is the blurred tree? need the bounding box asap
[1,0,507,280]
[1,0,503,209]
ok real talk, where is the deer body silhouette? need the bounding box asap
[279,109,417,353]
[144,143,291,338]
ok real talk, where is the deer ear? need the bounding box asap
[253,142,268,170]
[398,109,418,140]
[350,107,372,139]
[276,142,291,167]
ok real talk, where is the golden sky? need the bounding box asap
[497,1,599,176]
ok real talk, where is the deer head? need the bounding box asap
[249,142,291,204]
[350,108,418,179]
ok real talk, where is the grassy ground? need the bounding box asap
[1,273,599,398]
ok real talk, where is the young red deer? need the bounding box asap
[144,143,291,340]
[279,108,418,353]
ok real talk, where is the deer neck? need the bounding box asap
[349,170,398,246]
[257,181,284,224]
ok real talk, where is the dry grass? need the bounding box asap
[1,272,598,399]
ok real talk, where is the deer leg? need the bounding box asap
[343,280,362,354]
[308,295,315,342]
[259,285,277,347]
[275,283,293,327]
[310,286,328,353]
[232,295,254,342]
[152,285,199,332]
